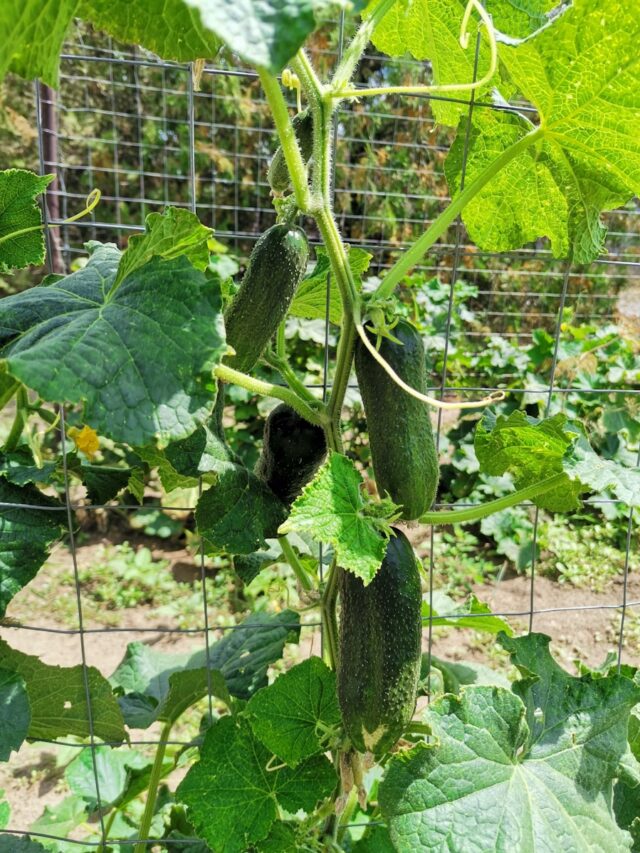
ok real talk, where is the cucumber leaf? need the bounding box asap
[114,207,212,288]
[0,639,126,743]
[0,2,76,87]
[196,465,287,555]
[0,838,47,853]
[447,0,640,263]
[180,0,360,74]
[65,746,151,812]
[176,715,337,853]
[475,410,640,511]
[0,479,65,617]
[422,591,513,636]
[0,243,226,447]
[77,0,221,63]
[30,795,87,844]
[246,657,341,767]
[0,450,57,487]
[290,246,372,326]
[111,610,300,727]
[279,451,398,585]
[0,668,30,760]
[0,170,54,273]
[383,633,640,853]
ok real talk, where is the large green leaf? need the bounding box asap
[0,839,47,853]
[0,243,226,446]
[65,746,150,811]
[380,679,638,851]
[447,0,640,262]
[176,715,337,853]
[0,668,30,760]
[246,657,341,767]
[78,0,221,63]
[196,465,287,555]
[0,450,57,487]
[0,2,76,86]
[110,610,300,727]
[0,479,65,618]
[279,451,396,584]
[113,207,212,287]
[181,0,354,74]
[0,639,126,743]
[0,171,55,273]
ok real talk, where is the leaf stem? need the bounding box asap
[262,351,318,406]
[214,363,326,427]
[279,534,314,591]
[133,719,172,853]
[258,69,311,211]
[330,0,397,94]
[321,557,341,670]
[3,386,28,452]
[375,127,543,299]
[419,472,566,525]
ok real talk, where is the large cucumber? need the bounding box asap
[267,109,314,193]
[224,224,309,374]
[338,528,422,756]
[354,318,439,520]
[254,403,327,506]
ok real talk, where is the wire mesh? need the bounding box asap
[1,15,638,850]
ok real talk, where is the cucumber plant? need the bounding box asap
[1,1,640,851]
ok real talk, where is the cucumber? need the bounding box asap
[338,528,422,756]
[267,109,314,193]
[254,403,327,506]
[224,224,309,374]
[355,318,439,520]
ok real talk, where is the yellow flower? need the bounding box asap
[68,425,100,461]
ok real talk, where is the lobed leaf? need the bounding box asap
[0,170,54,273]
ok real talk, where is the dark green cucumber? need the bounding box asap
[355,318,439,520]
[338,528,422,756]
[267,109,314,193]
[254,403,327,506]
[224,224,309,374]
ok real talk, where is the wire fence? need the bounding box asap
[1,16,639,850]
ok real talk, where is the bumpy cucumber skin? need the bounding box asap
[254,403,327,506]
[355,319,439,520]
[338,528,422,756]
[224,225,309,374]
[267,109,314,193]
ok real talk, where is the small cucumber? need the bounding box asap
[267,109,314,193]
[355,318,439,520]
[338,528,422,756]
[254,403,327,506]
[224,224,309,374]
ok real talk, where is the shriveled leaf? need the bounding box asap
[114,207,212,287]
[475,410,640,511]
[380,680,637,851]
[279,452,395,584]
[181,0,353,74]
[0,639,126,743]
[0,479,65,617]
[196,465,287,555]
[0,170,54,272]
[176,716,337,853]
[0,668,30,760]
[0,244,226,446]
[448,0,640,262]
[422,591,513,636]
[78,0,221,62]
[290,246,372,326]
[246,657,341,767]
[0,2,76,86]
